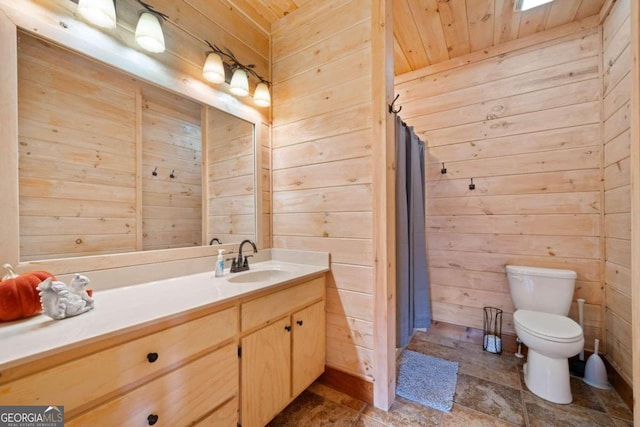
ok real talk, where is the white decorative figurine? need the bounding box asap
[37,273,95,320]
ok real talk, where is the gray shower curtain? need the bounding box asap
[395,115,431,348]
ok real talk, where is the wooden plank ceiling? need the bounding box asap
[232,0,606,75]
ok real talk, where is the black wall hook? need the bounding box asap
[152,167,158,176]
[389,94,402,114]
[441,163,447,174]
[169,170,176,179]
[469,178,476,190]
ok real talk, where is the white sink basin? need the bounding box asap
[226,269,292,283]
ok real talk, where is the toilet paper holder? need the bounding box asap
[483,306,503,354]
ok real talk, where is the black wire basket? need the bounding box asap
[483,306,503,354]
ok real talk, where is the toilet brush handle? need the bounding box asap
[593,339,599,356]
[577,298,585,361]
[577,298,585,327]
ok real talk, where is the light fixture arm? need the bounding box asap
[137,0,169,21]
[204,40,270,86]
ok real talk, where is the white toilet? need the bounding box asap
[506,265,584,404]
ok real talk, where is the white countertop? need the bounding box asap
[0,253,329,371]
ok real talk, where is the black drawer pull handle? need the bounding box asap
[297,320,303,326]
[147,352,159,363]
[285,325,292,332]
[147,414,159,425]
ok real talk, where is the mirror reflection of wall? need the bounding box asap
[207,107,255,244]
[17,31,256,261]
[141,86,202,251]
[18,32,139,260]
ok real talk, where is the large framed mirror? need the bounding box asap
[17,31,259,262]
[0,5,268,274]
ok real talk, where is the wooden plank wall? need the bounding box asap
[602,0,633,385]
[207,107,255,244]
[18,32,138,260]
[396,24,603,345]
[141,85,202,250]
[271,0,375,381]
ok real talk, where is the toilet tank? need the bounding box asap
[505,265,577,315]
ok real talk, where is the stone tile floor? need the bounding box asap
[269,330,634,426]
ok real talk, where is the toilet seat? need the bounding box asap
[514,310,582,343]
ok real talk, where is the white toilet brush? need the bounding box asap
[583,339,610,389]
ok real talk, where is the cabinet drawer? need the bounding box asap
[241,276,324,332]
[67,343,239,427]
[195,397,238,426]
[0,307,237,414]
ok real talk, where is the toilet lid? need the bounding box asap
[514,310,583,343]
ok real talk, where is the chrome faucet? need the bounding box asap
[230,239,258,273]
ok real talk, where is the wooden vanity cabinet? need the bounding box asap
[240,276,326,427]
[0,273,326,427]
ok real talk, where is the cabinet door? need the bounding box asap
[292,301,326,397]
[241,316,291,427]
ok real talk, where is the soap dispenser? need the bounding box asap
[215,249,225,277]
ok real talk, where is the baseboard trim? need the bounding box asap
[602,356,634,411]
[318,367,373,405]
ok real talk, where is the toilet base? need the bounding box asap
[524,349,572,404]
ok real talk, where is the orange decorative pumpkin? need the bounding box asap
[0,264,55,322]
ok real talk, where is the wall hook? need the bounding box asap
[389,94,402,114]
[469,178,475,190]
[152,167,158,176]
[441,163,447,174]
[169,170,176,179]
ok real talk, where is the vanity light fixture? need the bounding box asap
[514,0,553,11]
[202,52,226,84]
[135,1,168,53]
[77,0,116,29]
[74,0,270,107]
[253,82,271,108]
[203,41,272,107]
[229,68,249,96]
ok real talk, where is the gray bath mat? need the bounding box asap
[396,350,459,413]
